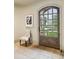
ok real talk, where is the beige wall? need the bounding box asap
[14,0,64,50]
[14,7,26,41]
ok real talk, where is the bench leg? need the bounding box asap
[20,40,21,46]
[25,41,27,46]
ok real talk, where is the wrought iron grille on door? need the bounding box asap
[39,6,60,49]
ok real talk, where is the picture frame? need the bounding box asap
[25,15,33,27]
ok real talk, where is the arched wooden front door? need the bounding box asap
[39,6,60,49]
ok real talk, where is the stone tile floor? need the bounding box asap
[14,42,64,59]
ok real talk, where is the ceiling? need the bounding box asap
[14,0,41,6]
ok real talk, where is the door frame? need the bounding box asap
[38,6,60,49]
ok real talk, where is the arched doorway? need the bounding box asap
[39,6,60,49]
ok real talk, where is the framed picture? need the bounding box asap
[25,15,33,27]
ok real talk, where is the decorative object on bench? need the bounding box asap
[19,30,32,46]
